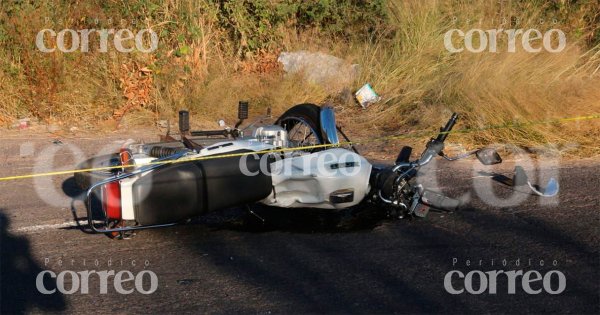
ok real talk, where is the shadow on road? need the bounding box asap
[155,205,599,313]
[59,172,599,313]
[0,211,67,314]
[61,176,83,199]
[197,204,390,234]
[61,176,105,234]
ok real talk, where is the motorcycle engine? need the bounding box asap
[372,168,416,218]
[253,125,288,148]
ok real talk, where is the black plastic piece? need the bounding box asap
[513,166,528,187]
[396,146,413,164]
[234,101,249,129]
[238,101,249,120]
[179,110,190,134]
[330,189,354,204]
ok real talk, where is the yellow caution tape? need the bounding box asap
[0,113,598,182]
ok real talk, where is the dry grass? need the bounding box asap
[0,0,598,156]
[344,0,600,155]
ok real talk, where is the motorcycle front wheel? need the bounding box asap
[276,103,328,150]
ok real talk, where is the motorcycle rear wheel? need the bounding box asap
[74,153,121,190]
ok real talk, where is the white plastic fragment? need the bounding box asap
[355,83,380,109]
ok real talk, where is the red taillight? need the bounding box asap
[102,181,121,220]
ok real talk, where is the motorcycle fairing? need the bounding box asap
[261,148,372,209]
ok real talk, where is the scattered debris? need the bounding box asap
[176,279,197,285]
[12,118,30,129]
[157,120,169,128]
[52,139,63,145]
[355,83,380,109]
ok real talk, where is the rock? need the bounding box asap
[277,51,359,91]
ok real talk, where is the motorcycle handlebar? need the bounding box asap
[389,113,461,171]
[435,113,459,143]
[414,113,459,167]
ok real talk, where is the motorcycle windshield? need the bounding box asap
[320,106,340,145]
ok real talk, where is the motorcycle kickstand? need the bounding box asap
[245,206,266,225]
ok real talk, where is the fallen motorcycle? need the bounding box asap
[75,102,543,238]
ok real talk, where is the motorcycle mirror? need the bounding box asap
[531,177,559,197]
[476,148,502,165]
[513,166,559,197]
[395,146,412,164]
[513,166,528,186]
[320,106,340,145]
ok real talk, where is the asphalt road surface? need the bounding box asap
[0,132,598,314]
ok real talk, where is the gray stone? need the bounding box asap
[277,51,359,89]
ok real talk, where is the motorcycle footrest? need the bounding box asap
[412,203,430,218]
[421,190,460,211]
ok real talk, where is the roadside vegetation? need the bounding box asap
[0,0,599,155]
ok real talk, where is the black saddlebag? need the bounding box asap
[132,153,272,225]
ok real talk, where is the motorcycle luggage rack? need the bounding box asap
[85,151,187,234]
[174,101,248,145]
